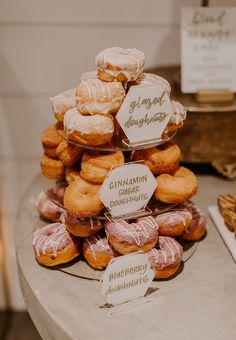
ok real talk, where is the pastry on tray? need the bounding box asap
[217,194,236,232]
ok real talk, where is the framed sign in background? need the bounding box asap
[181,7,236,93]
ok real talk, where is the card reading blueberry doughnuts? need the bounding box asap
[101,252,155,305]
[116,84,172,144]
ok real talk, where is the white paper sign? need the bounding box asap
[101,252,155,305]
[99,162,157,217]
[181,7,236,93]
[116,84,172,143]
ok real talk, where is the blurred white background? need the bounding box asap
[0,0,234,311]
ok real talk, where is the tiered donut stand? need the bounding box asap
[34,47,207,281]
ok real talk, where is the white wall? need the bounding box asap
[0,0,234,310]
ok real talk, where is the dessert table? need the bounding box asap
[16,174,236,340]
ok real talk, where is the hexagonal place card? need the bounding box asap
[99,162,157,218]
[116,84,172,145]
[101,252,155,305]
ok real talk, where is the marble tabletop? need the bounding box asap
[16,174,236,340]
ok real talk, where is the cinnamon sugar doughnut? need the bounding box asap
[80,150,124,184]
[32,222,80,266]
[131,143,180,175]
[129,73,171,96]
[40,154,65,180]
[41,124,63,159]
[180,205,207,241]
[147,236,183,279]
[155,167,198,204]
[83,234,119,270]
[56,141,82,167]
[155,208,192,237]
[50,88,77,122]
[36,191,64,222]
[63,176,104,218]
[65,166,81,184]
[76,79,125,115]
[105,216,158,255]
[63,211,103,237]
[64,108,114,146]
[96,47,145,82]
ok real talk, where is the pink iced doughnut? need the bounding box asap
[105,216,158,254]
[155,208,192,237]
[36,191,64,222]
[32,222,80,266]
[147,236,183,279]
[83,234,119,269]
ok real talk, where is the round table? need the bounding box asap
[16,174,236,340]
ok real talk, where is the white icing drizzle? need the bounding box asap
[32,223,69,257]
[106,216,158,246]
[89,217,94,230]
[96,47,145,81]
[77,79,125,115]
[156,210,191,227]
[85,235,110,260]
[148,236,183,270]
[169,100,186,125]
[64,108,114,135]
[50,88,76,114]
[135,73,171,96]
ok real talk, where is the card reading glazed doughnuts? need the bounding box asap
[116,84,172,144]
[99,162,157,218]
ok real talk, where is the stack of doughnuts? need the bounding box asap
[34,47,206,278]
[60,46,186,148]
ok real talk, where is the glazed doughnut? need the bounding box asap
[56,141,82,166]
[131,143,180,175]
[63,211,103,237]
[155,208,192,237]
[80,150,124,184]
[96,47,145,82]
[155,167,198,204]
[105,216,158,255]
[80,70,97,81]
[40,154,65,180]
[50,88,77,122]
[129,73,171,96]
[180,205,207,241]
[32,222,80,266]
[41,124,63,159]
[36,191,64,222]
[65,166,81,184]
[147,236,183,279]
[63,176,104,218]
[76,79,125,115]
[64,108,114,146]
[164,101,186,133]
[83,234,119,270]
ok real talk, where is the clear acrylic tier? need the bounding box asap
[57,128,177,152]
[42,176,180,222]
